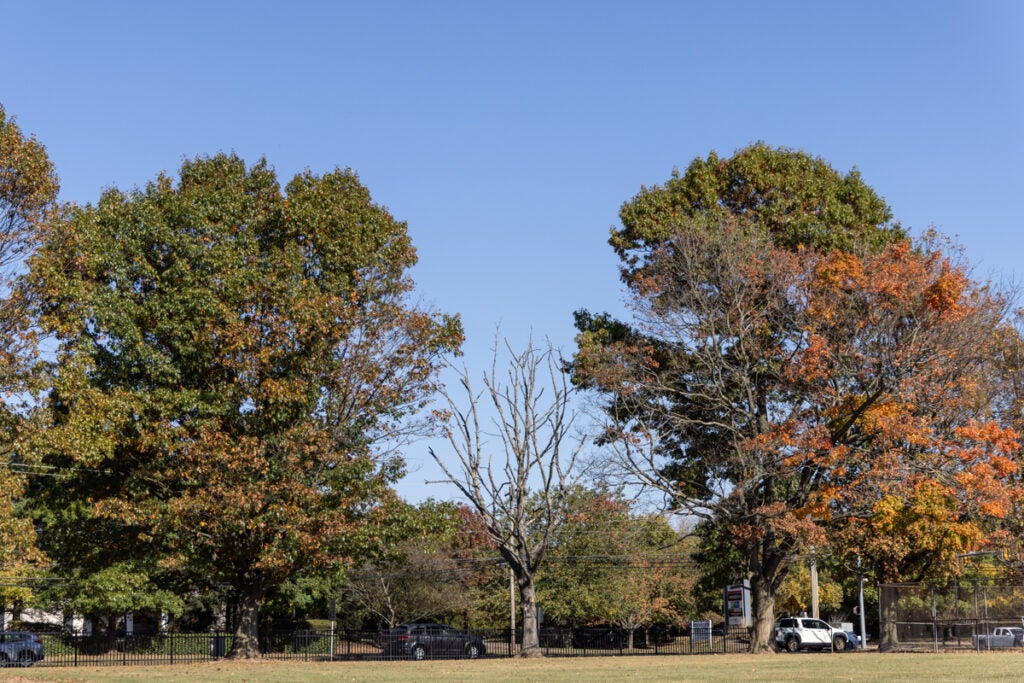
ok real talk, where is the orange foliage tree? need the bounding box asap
[574,216,1016,652]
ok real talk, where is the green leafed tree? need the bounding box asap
[610,141,902,262]
[342,499,479,629]
[538,488,696,648]
[26,154,462,657]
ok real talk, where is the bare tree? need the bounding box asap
[430,337,586,656]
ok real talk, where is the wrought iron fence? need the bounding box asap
[23,625,750,667]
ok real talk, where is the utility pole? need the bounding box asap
[510,566,516,655]
[857,556,867,650]
[810,547,819,619]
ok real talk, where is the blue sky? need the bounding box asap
[3,1,1022,503]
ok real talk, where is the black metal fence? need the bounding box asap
[24,626,750,667]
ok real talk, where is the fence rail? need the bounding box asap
[20,626,751,668]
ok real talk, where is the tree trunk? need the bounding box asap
[879,589,899,652]
[748,574,777,653]
[228,589,264,659]
[518,577,543,657]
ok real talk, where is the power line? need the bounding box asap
[3,461,114,476]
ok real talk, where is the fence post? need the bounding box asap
[931,585,938,653]
[954,581,960,647]
[877,583,882,650]
[974,585,981,651]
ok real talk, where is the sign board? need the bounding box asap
[726,580,751,629]
[691,620,712,643]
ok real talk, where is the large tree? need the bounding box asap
[0,104,57,613]
[27,154,462,656]
[574,145,1015,652]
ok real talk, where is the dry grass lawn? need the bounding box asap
[8,652,1024,683]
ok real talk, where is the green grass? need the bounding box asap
[10,652,1024,683]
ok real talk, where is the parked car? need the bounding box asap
[774,617,851,652]
[0,631,45,666]
[381,623,486,660]
[972,627,1024,649]
[572,627,625,649]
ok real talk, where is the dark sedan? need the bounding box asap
[382,623,486,660]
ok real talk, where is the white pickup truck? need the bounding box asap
[775,617,853,652]
[972,627,1024,649]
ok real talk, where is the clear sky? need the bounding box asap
[3,1,1022,503]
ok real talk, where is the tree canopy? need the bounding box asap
[573,145,1017,652]
[26,153,462,656]
[610,141,903,265]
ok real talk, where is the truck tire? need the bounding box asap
[832,635,846,652]
[786,637,800,653]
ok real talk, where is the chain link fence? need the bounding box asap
[880,582,1024,652]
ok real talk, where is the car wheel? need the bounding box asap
[785,637,800,653]
[411,645,426,661]
[466,643,481,659]
[16,651,35,667]
[832,635,845,652]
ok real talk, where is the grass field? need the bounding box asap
[8,652,1024,683]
